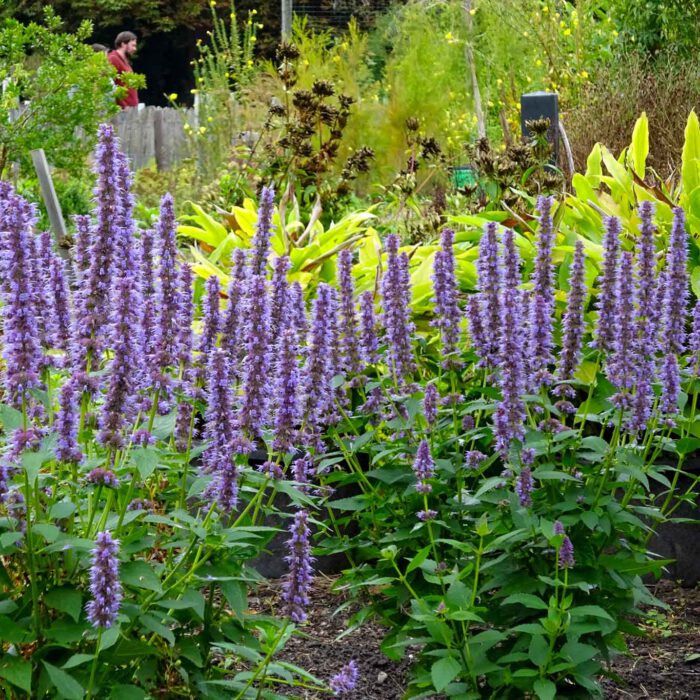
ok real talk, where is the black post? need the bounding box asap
[520,91,559,164]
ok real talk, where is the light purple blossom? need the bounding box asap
[557,241,587,382]
[476,222,501,366]
[273,328,301,452]
[86,531,122,629]
[662,207,689,354]
[282,509,314,623]
[516,466,533,507]
[359,291,379,364]
[432,228,462,367]
[329,660,359,696]
[592,216,621,352]
[55,380,82,463]
[423,383,438,426]
[337,249,362,374]
[412,439,435,493]
[251,185,275,276]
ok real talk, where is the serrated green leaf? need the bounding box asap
[534,678,557,700]
[431,656,462,692]
[502,593,549,610]
[0,655,32,693]
[43,661,83,700]
[121,560,162,593]
[110,685,148,700]
[45,588,83,622]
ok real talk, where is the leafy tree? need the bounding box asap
[0,9,132,177]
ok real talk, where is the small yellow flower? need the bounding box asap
[207,116,213,122]
[247,59,253,67]
[251,8,257,14]
[563,28,571,36]
[469,7,476,15]
[580,70,589,79]
[535,59,542,67]
[612,30,619,37]
[209,0,216,6]
[250,35,256,42]
[199,126,207,135]
[542,5,549,12]
[168,92,178,101]
[303,59,309,66]
[523,31,529,37]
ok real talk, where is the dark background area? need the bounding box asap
[5,0,394,107]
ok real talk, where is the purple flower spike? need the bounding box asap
[86,531,122,629]
[607,251,636,409]
[139,228,158,359]
[432,228,462,368]
[251,185,275,276]
[72,214,92,281]
[592,216,621,353]
[412,439,435,493]
[329,660,359,696]
[195,275,222,389]
[337,249,362,374]
[465,294,487,364]
[153,193,180,379]
[270,255,291,342]
[98,273,143,451]
[635,201,658,352]
[49,256,73,357]
[557,241,587,382]
[559,536,575,569]
[465,450,486,469]
[659,352,680,421]
[423,384,438,426]
[303,284,336,432]
[663,207,689,354]
[202,349,239,513]
[288,281,308,345]
[55,380,82,464]
[282,509,314,623]
[0,190,43,406]
[86,468,119,488]
[272,328,301,453]
[476,222,501,366]
[689,300,700,374]
[359,291,379,365]
[240,274,272,439]
[221,248,248,378]
[494,281,526,456]
[381,235,416,384]
[175,263,195,369]
[516,466,533,507]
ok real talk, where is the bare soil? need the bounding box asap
[250,577,700,699]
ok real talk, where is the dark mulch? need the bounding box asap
[250,577,700,699]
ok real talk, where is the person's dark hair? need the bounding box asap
[91,43,108,54]
[114,31,137,49]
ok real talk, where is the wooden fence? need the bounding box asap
[111,106,194,171]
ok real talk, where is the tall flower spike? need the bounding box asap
[423,383,438,426]
[358,291,379,365]
[432,228,462,368]
[175,262,195,370]
[139,228,158,358]
[337,248,362,374]
[272,327,301,453]
[0,191,43,406]
[49,256,73,358]
[239,273,272,438]
[86,531,122,629]
[516,466,533,507]
[635,201,658,351]
[302,283,336,433]
[381,235,416,385]
[592,216,621,353]
[288,280,308,346]
[476,222,501,366]
[412,439,435,493]
[221,248,248,378]
[557,241,587,383]
[607,251,636,410]
[98,271,143,451]
[270,255,291,345]
[251,185,275,276]
[465,294,487,364]
[55,380,82,464]
[72,214,92,282]
[153,193,180,388]
[202,349,239,512]
[659,352,680,423]
[282,509,314,623]
[494,247,526,455]
[528,198,556,388]
[196,275,222,388]
[72,123,120,370]
[663,207,689,354]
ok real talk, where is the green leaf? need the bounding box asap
[534,678,557,700]
[42,661,84,700]
[140,614,175,645]
[62,654,93,670]
[131,447,159,480]
[528,635,549,667]
[327,496,367,511]
[0,655,32,693]
[49,500,77,519]
[0,403,24,431]
[629,112,648,179]
[110,685,148,700]
[502,593,548,610]
[431,656,462,692]
[682,110,700,195]
[45,588,83,622]
[406,545,431,574]
[121,560,162,593]
[99,624,121,652]
[33,523,61,543]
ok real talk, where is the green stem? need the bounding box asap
[86,629,103,698]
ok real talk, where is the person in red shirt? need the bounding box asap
[107,31,139,109]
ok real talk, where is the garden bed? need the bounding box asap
[252,577,700,699]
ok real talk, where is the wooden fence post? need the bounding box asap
[30,149,71,263]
